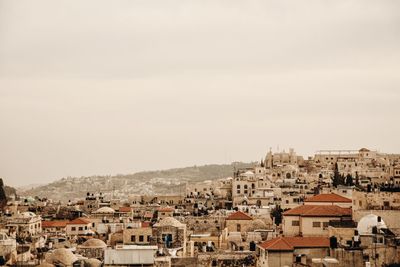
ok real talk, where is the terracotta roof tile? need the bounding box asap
[283,205,352,217]
[305,193,351,203]
[42,220,68,228]
[226,211,253,220]
[158,207,174,212]
[259,237,329,251]
[119,207,132,212]
[141,221,151,228]
[67,218,91,225]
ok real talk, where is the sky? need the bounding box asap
[1,0,400,186]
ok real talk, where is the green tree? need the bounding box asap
[271,206,283,225]
[345,174,353,186]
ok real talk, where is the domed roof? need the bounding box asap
[83,258,102,267]
[95,207,115,214]
[81,238,107,248]
[357,214,387,235]
[247,219,270,232]
[359,148,370,152]
[46,248,78,266]
[154,217,185,228]
[213,189,222,197]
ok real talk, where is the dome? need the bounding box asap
[247,219,269,232]
[95,207,115,214]
[83,258,102,267]
[45,248,78,266]
[213,189,222,197]
[81,238,107,248]
[357,214,387,235]
[154,217,184,228]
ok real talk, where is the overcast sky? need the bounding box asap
[1,0,400,186]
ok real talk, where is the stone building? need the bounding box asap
[153,217,187,256]
[123,225,153,245]
[6,211,42,237]
[257,236,330,267]
[77,238,107,260]
[66,218,92,237]
[282,205,352,237]
[225,211,253,233]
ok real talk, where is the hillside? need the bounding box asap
[18,162,254,202]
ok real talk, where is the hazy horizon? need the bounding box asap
[1,0,400,187]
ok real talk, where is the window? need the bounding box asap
[237,185,240,189]
[323,222,329,228]
[147,235,151,242]
[131,235,136,242]
[313,222,321,228]
[292,220,300,226]
[78,227,83,231]
[244,185,248,189]
[237,189,240,194]
[237,224,241,232]
[71,227,76,231]
[139,235,144,242]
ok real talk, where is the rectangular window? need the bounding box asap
[71,227,76,231]
[147,235,151,242]
[139,235,144,242]
[323,222,329,228]
[312,222,321,228]
[131,235,136,242]
[292,220,300,226]
[78,227,83,231]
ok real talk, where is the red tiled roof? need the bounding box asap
[259,237,329,251]
[226,211,253,220]
[158,207,174,212]
[67,218,91,225]
[305,193,351,203]
[119,207,132,212]
[283,205,352,217]
[141,221,151,228]
[42,221,68,228]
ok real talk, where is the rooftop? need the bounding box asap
[305,193,352,203]
[283,205,352,217]
[67,218,91,225]
[226,211,253,220]
[259,237,329,251]
[42,220,68,228]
